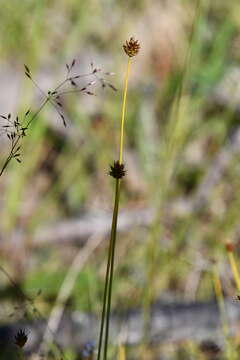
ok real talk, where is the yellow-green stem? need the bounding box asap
[119,58,131,164]
[18,348,24,360]
[103,179,120,360]
[97,56,132,360]
[96,227,114,360]
[142,1,202,343]
[213,264,235,360]
[228,252,240,292]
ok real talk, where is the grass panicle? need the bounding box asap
[0,60,116,177]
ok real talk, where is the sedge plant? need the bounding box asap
[96,37,140,360]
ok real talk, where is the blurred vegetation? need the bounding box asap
[1,0,240,358]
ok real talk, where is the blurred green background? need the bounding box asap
[1,0,240,358]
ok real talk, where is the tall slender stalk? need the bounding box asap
[14,329,28,360]
[143,0,203,340]
[103,179,121,360]
[225,242,240,293]
[119,58,131,164]
[96,37,140,360]
[212,262,236,360]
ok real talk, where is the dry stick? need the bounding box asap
[40,233,104,355]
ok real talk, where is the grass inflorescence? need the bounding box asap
[0,59,116,178]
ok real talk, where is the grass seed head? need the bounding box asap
[225,241,234,253]
[14,329,28,348]
[123,37,140,57]
[109,160,126,179]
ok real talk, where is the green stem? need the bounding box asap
[96,222,114,360]
[119,58,131,164]
[18,348,24,360]
[103,179,120,360]
[96,179,121,360]
[0,97,50,177]
[97,55,131,360]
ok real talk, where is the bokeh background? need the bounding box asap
[1,0,240,358]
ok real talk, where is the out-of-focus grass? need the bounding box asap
[1,0,240,358]
[24,265,101,312]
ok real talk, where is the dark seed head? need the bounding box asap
[199,340,221,356]
[14,329,28,348]
[225,241,234,253]
[123,37,140,57]
[109,160,126,179]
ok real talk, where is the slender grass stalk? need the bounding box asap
[96,37,140,360]
[226,242,240,293]
[119,58,131,164]
[228,252,240,291]
[118,344,126,360]
[103,179,121,360]
[14,329,28,360]
[97,181,120,360]
[18,348,24,360]
[0,97,50,178]
[143,0,203,341]
[212,262,236,360]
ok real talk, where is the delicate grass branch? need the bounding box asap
[0,60,116,177]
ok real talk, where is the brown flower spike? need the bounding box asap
[225,241,234,253]
[109,161,126,179]
[123,37,140,57]
[14,329,28,348]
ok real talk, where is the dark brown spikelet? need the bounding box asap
[14,329,28,348]
[225,241,234,253]
[109,160,126,179]
[199,340,221,357]
[123,37,140,57]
